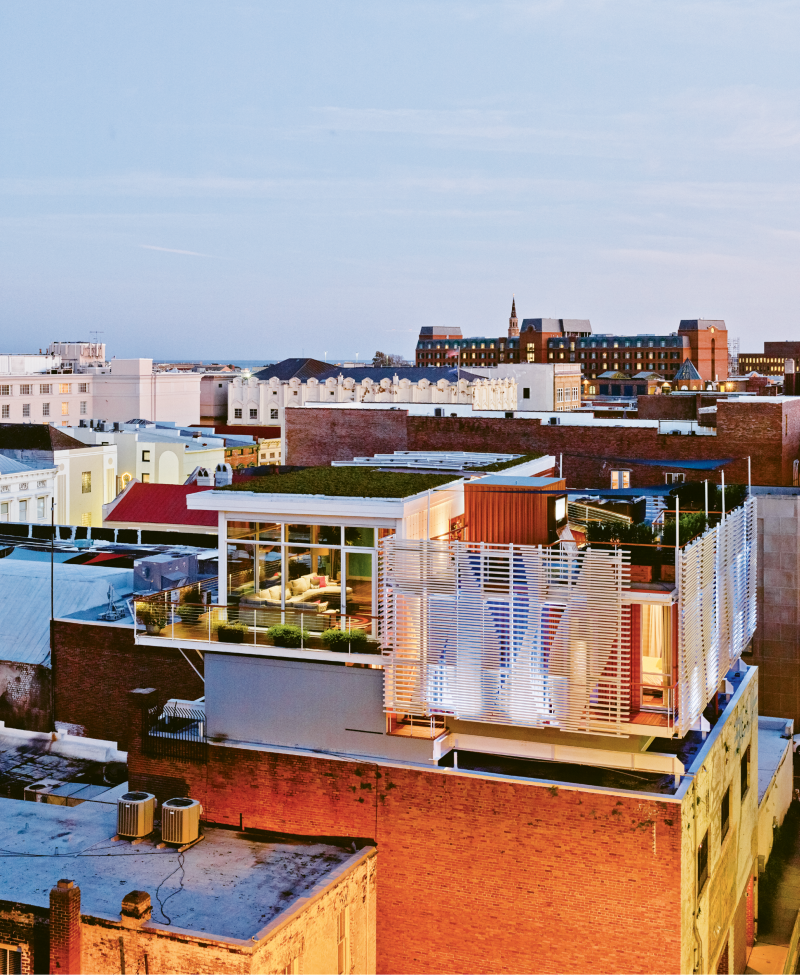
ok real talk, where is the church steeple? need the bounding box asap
[508,296,519,338]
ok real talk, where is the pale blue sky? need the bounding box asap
[1,1,799,359]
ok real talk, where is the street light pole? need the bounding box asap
[50,497,54,623]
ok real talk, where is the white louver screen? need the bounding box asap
[677,497,757,736]
[380,539,631,735]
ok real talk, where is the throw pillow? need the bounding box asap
[290,579,307,596]
[317,575,327,587]
[310,575,320,586]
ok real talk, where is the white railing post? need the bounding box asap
[721,471,726,521]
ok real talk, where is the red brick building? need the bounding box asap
[416,308,728,383]
[284,397,800,488]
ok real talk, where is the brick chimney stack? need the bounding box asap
[50,879,82,975]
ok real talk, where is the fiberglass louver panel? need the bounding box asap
[677,497,757,736]
[380,539,630,735]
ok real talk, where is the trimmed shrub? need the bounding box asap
[217,621,249,644]
[321,628,369,652]
[267,624,310,648]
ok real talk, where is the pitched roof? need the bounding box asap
[312,366,484,384]
[104,483,218,528]
[673,360,703,382]
[0,456,57,476]
[251,357,331,382]
[0,424,87,451]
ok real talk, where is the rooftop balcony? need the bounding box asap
[379,496,756,737]
[134,571,381,663]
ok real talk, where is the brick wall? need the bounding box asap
[0,900,47,975]
[637,395,701,421]
[128,723,682,975]
[0,661,51,732]
[285,408,407,467]
[286,402,796,487]
[52,622,204,748]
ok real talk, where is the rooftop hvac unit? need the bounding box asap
[161,797,203,845]
[23,780,63,803]
[117,791,156,839]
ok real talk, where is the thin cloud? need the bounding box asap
[140,244,213,257]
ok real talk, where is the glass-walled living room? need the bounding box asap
[226,520,392,632]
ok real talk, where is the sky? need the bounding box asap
[1,1,799,360]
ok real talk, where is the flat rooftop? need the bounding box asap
[758,717,793,805]
[0,797,365,942]
[219,465,458,499]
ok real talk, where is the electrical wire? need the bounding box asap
[154,851,186,925]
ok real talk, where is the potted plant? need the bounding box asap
[217,621,249,644]
[178,593,205,625]
[267,624,310,648]
[138,603,168,635]
[321,628,369,652]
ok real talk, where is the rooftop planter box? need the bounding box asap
[217,621,249,644]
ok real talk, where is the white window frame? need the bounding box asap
[665,472,685,484]
[611,470,631,489]
[0,944,23,974]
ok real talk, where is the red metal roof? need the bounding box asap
[105,483,217,528]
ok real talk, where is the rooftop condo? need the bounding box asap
[133,454,755,747]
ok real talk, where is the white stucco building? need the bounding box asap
[66,422,227,490]
[89,359,202,426]
[0,456,57,524]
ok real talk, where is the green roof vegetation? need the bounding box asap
[222,466,458,499]
[476,452,543,473]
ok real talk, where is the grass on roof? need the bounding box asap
[475,452,543,473]
[223,466,458,498]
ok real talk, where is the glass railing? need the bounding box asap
[134,591,381,656]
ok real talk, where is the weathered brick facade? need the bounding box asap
[285,399,800,488]
[0,853,376,975]
[127,716,683,975]
[52,621,204,748]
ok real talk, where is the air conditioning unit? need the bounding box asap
[24,780,63,803]
[161,797,203,845]
[117,791,157,839]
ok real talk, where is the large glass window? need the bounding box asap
[222,519,385,629]
[346,551,373,620]
[345,527,374,547]
[640,604,673,709]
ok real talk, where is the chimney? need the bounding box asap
[50,879,82,975]
[121,890,152,925]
